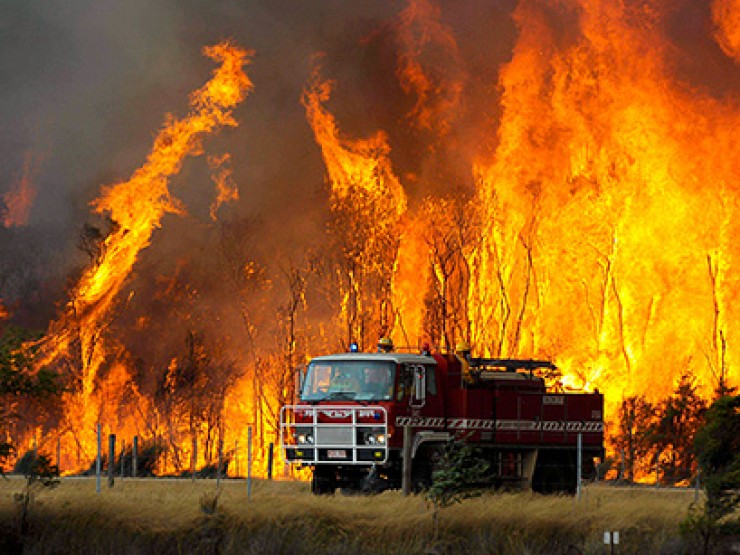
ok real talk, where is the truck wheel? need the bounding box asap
[311,467,336,495]
[411,446,438,493]
[532,451,577,494]
[411,467,432,493]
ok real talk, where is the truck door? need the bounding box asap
[397,364,441,409]
[406,363,443,425]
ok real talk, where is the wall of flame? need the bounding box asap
[2,0,738,477]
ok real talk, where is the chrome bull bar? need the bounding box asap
[280,405,388,465]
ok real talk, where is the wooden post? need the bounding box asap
[576,433,582,501]
[695,468,701,503]
[192,435,198,481]
[120,439,125,479]
[157,434,163,476]
[96,424,101,494]
[132,436,138,478]
[235,440,239,477]
[56,437,61,475]
[108,434,116,488]
[402,425,412,496]
[595,456,600,483]
[217,439,223,487]
[247,426,253,500]
[267,443,274,480]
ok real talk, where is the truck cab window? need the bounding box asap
[396,364,435,400]
[396,365,413,401]
[302,360,395,401]
[426,366,437,395]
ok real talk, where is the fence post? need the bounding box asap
[695,467,701,503]
[267,443,274,480]
[576,433,582,501]
[247,426,253,500]
[402,425,412,496]
[132,436,138,478]
[56,437,61,475]
[157,434,163,476]
[235,440,239,477]
[108,434,116,488]
[192,435,198,482]
[120,439,125,480]
[96,424,101,494]
[217,439,223,487]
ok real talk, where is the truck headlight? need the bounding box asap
[363,430,386,445]
[296,430,314,444]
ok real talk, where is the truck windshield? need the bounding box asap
[301,360,395,402]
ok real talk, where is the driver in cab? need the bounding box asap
[331,370,358,392]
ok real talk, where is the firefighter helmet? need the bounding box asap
[456,341,471,353]
[377,337,394,352]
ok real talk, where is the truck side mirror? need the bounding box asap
[411,365,426,408]
[295,365,306,399]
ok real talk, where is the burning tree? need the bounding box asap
[613,371,707,484]
[303,67,407,351]
[0,327,61,472]
[651,371,707,485]
[16,42,254,473]
[253,260,312,452]
[613,395,656,482]
[154,332,242,474]
[419,197,479,350]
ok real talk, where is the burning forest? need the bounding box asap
[1,0,738,481]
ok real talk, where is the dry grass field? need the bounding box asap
[0,476,709,554]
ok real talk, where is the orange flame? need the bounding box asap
[303,67,407,214]
[470,0,740,415]
[2,152,39,228]
[34,42,253,469]
[209,153,239,221]
[303,63,408,347]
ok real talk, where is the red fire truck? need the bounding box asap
[280,343,604,494]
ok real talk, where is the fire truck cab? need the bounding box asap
[280,347,604,495]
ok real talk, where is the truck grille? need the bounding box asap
[315,426,353,446]
[281,405,388,465]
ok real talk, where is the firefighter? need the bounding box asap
[332,370,358,392]
[455,341,471,361]
[364,366,392,398]
[456,341,473,384]
[377,337,393,353]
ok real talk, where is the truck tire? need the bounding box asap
[411,444,442,493]
[311,466,336,495]
[532,450,577,494]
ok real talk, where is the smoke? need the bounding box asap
[0,1,388,323]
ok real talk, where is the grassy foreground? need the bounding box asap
[0,476,704,554]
